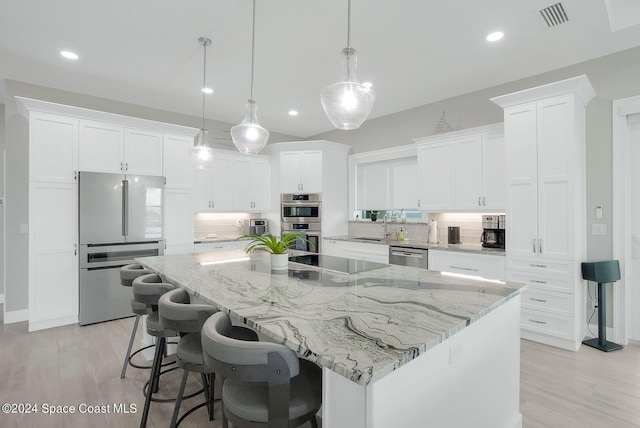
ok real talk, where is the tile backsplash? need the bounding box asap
[194,213,263,240]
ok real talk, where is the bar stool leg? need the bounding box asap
[140,336,166,428]
[120,314,141,379]
[170,369,190,428]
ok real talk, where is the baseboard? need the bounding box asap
[509,413,523,428]
[4,308,28,324]
[629,338,640,346]
[28,314,77,331]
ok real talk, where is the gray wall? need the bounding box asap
[312,45,640,263]
[0,104,4,300]
[2,80,297,313]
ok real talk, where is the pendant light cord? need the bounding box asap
[202,40,207,130]
[347,0,351,48]
[250,0,256,101]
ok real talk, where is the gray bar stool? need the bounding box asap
[159,288,259,428]
[201,312,321,428]
[119,263,153,378]
[134,273,178,428]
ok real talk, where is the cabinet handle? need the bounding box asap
[125,162,129,171]
[418,199,421,207]
[529,263,548,268]
[529,297,547,303]
[300,183,304,191]
[212,201,214,208]
[74,171,78,181]
[482,196,486,206]
[532,239,537,253]
[539,239,543,254]
[120,162,124,171]
[74,244,77,255]
[478,197,481,206]
[529,318,547,325]
[529,279,547,284]
[449,265,478,272]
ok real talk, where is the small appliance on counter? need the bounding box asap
[481,215,506,249]
[428,220,438,244]
[250,218,268,235]
[448,226,461,244]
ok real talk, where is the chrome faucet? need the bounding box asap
[383,215,392,240]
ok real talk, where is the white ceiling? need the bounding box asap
[1,0,640,138]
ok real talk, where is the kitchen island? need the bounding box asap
[137,251,524,428]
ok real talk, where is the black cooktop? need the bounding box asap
[288,254,388,275]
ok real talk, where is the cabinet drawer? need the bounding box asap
[429,250,505,281]
[521,289,574,317]
[507,270,574,294]
[507,257,572,275]
[521,309,574,339]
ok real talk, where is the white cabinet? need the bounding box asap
[28,112,79,331]
[280,150,323,193]
[492,75,595,351]
[323,239,389,264]
[355,156,418,210]
[163,134,194,188]
[195,151,270,212]
[194,240,249,253]
[164,188,194,255]
[428,250,505,281]
[415,124,504,212]
[79,120,163,175]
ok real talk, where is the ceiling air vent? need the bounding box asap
[539,3,569,27]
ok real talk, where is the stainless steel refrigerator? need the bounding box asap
[78,172,165,325]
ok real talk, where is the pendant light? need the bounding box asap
[231,0,269,155]
[192,36,215,169]
[320,0,375,130]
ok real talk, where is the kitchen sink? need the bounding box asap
[353,237,384,242]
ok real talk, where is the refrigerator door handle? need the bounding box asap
[122,179,129,237]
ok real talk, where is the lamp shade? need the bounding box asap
[231,99,269,155]
[321,47,375,130]
[192,128,215,169]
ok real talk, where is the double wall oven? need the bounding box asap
[281,193,321,254]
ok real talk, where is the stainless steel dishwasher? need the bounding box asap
[388,246,429,269]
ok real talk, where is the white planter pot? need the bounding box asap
[270,253,289,271]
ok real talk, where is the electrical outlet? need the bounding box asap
[591,224,607,236]
[19,223,28,234]
[595,204,603,219]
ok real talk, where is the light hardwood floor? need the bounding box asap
[0,308,638,427]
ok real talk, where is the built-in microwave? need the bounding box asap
[281,193,321,223]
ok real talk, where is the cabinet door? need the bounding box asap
[322,239,346,257]
[357,161,390,209]
[481,132,506,210]
[163,134,194,188]
[30,113,78,183]
[124,128,163,176]
[280,151,302,193]
[194,168,213,211]
[300,151,323,192]
[29,182,78,329]
[504,104,539,259]
[211,155,234,210]
[417,142,454,210]
[251,158,271,211]
[232,157,253,210]
[454,136,483,210]
[164,188,194,254]
[79,120,124,173]
[537,96,573,260]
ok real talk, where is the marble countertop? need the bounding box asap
[325,235,505,256]
[137,251,523,385]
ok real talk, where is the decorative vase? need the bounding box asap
[270,253,289,271]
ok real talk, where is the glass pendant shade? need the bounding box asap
[321,47,375,130]
[231,99,269,155]
[192,128,215,169]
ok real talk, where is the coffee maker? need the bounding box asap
[249,219,268,235]
[481,215,505,249]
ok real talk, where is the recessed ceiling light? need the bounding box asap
[288,110,298,116]
[60,50,79,60]
[202,87,213,94]
[486,31,504,42]
[363,82,373,88]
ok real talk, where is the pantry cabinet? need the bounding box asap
[414,123,504,212]
[164,188,194,255]
[492,75,595,351]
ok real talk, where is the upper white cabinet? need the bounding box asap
[79,120,163,175]
[492,75,596,351]
[163,134,194,188]
[280,150,323,193]
[195,151,270,212]
[29,113,79,183]
[414,124,504,212]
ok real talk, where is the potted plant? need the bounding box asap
[242,232,308,270]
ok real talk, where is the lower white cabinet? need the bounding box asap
[323,239,389,264]
[428,250,506,281]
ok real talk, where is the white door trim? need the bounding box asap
[612,95,640,344]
